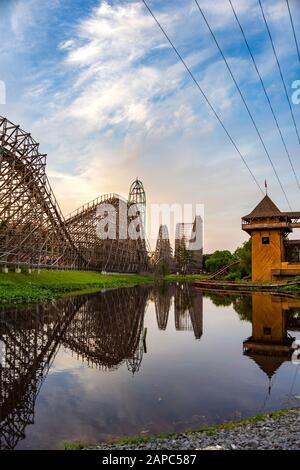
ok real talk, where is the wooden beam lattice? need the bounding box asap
[0,117,148,272]
[0,287,148,449]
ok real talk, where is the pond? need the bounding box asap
[0,284,299,450]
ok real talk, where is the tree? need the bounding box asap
[232,295,252,322]
[234,239,251,277]
[204,250,235,273]
[156,259,170,277]
[175,245,195,274]
[203,240,252,280]
[204,292,235,307]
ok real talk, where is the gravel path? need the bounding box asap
[89,410,300,450]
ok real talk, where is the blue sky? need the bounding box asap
[0,0,299,250]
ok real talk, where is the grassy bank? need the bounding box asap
[63,409,291,450]
[193,278,300,297]
[113,409,289,446]
[164,274,207,282]
[0,270,157,304]
[276,282,300,295]
[1,270,299,305]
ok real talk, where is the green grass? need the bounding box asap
[70,409,292,449]
[163,274,207,282]
[112,409,292,446]
[0,269,210,305]
[276,279,300,294]
[63,440,88,450]
[1,269,299,305]
[0,270,156,304]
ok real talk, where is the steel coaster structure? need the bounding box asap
[0,117,148,272]
[174,217,203,273]
[174,284,203,339]
[153,283,203,338]
[128,178,146,232]
[153,224,173,268]
[153,284,174,330]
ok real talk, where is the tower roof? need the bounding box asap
[248,353,287,379]
[243,195,283,220]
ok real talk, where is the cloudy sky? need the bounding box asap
[0,0,299,251]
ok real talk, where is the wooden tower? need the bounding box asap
[242,195,300,282]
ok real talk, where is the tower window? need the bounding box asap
[263,327,271,335]
[262,237,269,245]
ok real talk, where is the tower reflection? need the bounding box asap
[153,284,203,339]
[243,293,300,379]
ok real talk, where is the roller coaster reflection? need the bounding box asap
[0,285,203,449]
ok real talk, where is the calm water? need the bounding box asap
[0,284,300,450]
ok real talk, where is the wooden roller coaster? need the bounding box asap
[0,117,148,272]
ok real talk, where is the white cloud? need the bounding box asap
[36,1,236,138]
[192,0,257,29]
[2,0,298,251]
[9,0,61,43]
[56,1,185,135]
[59,39,75,51]
[264,1,287,22]
[10,0,36,39]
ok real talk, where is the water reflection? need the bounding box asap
[154,284,203,339]
[0,285,299,449]
[205,290,300,379]
[0,296,85,450]
[0,285,203,449]
[153,284,172,330]
[175,284,203,339]
[63,288,148,373]
[243,294,298,379]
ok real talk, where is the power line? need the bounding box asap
[228,0,300,192]
[141,0,263,194]
[258,0,300,146]
[193,0,292,210]
[286,0,300,64]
